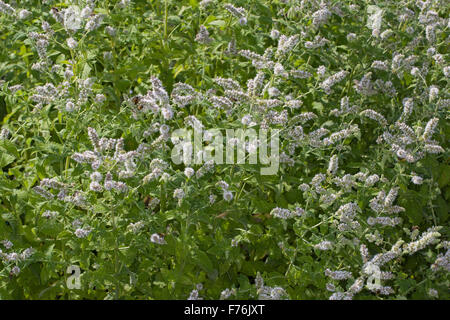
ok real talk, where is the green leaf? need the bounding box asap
[0,140,19,158]
[116,79,131,91]
[0,152,15,168]
[312,101,324,115]
[208,20,226,27]
[438,165,450,188]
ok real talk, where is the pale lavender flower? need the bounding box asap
[411,173,423,185]
[223,190,233,202]
[150,233,166,245]
[74,227,91,238]
[173,188,185,199]
[195,25,212,44]
[18,9,31,20]
[67,37,78,49]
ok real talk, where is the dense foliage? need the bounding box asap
[0,0,448,300]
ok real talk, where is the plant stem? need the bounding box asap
[112,203,120,299]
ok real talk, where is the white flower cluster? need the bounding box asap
[220,288,236,300]
[224,3,247,25]
[314,241,333,251]
[0,128,10,140]
[1,241,35,276]
[431,249,450,272]
[336,202,361,231]
[403,227,442,255]
[320,70,348,94]
[368,188,405,214]
[74,227,92,238]
[11,0,448,300]
[150,233,166,245]
[0,1,15,15]
[324,269,353,280]
[195,25,212,44]
[128,221,145,234]
[143,159,170,183]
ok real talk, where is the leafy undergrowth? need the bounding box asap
[0,0,448,300]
